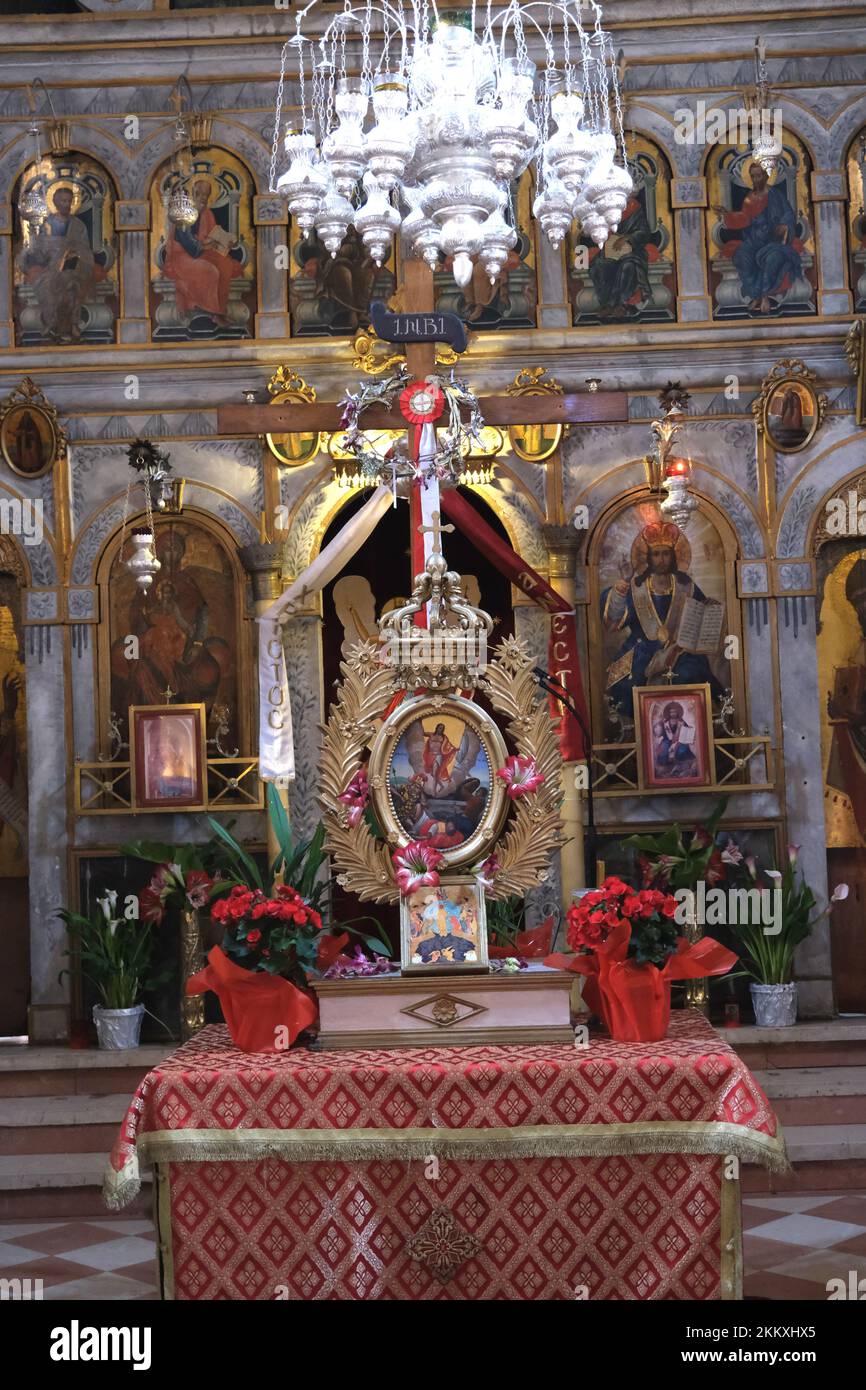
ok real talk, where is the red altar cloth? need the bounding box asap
[105,1010,786,1300]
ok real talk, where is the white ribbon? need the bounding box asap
[258,484,393,783]
[417,421,441,626]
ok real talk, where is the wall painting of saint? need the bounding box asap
[105,521,240,750]
[593,502,730,743]
[707,135,816,319]
[150,149,256,340]
[568,137,676,325]
[13,154,119,345]
[846,131,866,314]
[290,221,395,336]
[819,548,866,850]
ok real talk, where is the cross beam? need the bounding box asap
[218,262,628,436]
[217,388,628,436]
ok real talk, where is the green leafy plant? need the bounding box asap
[58,891,163,1010]
[486,895,527,950]
[207,785,390,969]
[623,798,729,891]
[729,847,848,985]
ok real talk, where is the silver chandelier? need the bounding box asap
[270,1,632,288]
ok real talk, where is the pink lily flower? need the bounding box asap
[496,754,545,800]
[392,841,444,895]
[339,766,370,824]
[475,853,501,889]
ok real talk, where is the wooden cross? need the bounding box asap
[216,263,629,437]
[418,510,454,554]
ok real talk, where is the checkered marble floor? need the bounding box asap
[743,1192,866,1301]
[0,1219,158,1300]
[1,1194,864,1299]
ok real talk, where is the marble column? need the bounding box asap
[671,178,712,323]
[253,195,291,341]
[0,202,14,349]
[536,233,571,330]
[775,589,835,1017]
[26,624,70,1041]
[812,171,854,317]
[115,203,151,345]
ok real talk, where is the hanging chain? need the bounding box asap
[297,34,308,134]
[339,6,348,84]
[361,0,374,91]
[605,31,627,161]
[269,38,291,193]
[117,471,134,568]
[562,3,573,94]
[142,469,156,543]
[578,11,597,133]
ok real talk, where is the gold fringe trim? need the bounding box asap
[103,1157,141,1212]
[102,1119,789,1208]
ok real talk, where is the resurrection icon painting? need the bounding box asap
[369,694,508,869]
[401,878,488,974]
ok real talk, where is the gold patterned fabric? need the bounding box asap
[105,1010,784,1298]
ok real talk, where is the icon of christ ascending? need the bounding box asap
[389,714,490,850]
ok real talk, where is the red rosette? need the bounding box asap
[399,379,444,425]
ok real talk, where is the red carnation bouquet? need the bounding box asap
[547,875,737,1042]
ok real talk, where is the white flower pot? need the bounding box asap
[750,982,797,1028]
[93,1003,145,1050]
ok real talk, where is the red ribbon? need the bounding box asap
[488,916,555,959]
[546,927,737,1043]
[186,946,317,1053]
[440,489,589,760]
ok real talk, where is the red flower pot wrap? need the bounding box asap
[488,916,555,959]
[546,923,737,1043]
[186,945,317,1053]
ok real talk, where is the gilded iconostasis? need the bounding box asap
[4,1,866,1038]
